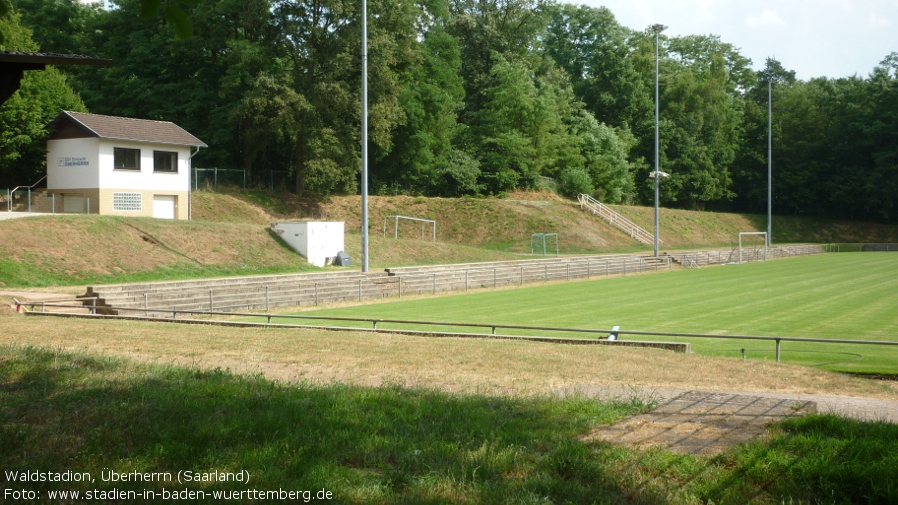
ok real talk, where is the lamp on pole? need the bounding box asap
[360,0,369,272]
[767,77,772,248]
[651,23,667,258]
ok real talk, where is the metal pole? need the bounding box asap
[652,24,666,258]
[27,188,31,213]
[768,78,773,247]
[360,0,369,273]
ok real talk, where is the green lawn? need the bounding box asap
[3,346,898,504]
[294,253,898,374]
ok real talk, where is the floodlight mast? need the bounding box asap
[767,75,773,247]
[361,0,369,272]
[651,23,667,258]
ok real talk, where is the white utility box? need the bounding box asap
[271,221,345,267]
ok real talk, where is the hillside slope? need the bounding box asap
[3,191,898,288]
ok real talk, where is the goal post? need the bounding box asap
[531,233,558,257]
[383,215,437,242]
[738,232,768,264]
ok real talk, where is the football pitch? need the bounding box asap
[296,253,898,374]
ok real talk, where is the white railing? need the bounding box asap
[577,194,657,245]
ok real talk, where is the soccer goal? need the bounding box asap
[383,215,437,242]
[738,232,768,264]
[531,233,558,257]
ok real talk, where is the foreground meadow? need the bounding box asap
[2,346,898,504]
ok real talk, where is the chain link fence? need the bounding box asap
[193,168,291,192]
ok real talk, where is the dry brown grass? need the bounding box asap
[3,303,895,401]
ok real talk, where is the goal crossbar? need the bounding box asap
[738,232,768,264]
[383,215,436,242]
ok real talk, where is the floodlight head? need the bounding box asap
[649,171,670,179]
[651,24,668,33]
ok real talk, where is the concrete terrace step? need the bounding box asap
[85,270,367,295]
[83,270,390,314]
[80,246,823,316]
[384,254,642,276]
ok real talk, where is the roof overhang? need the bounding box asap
[0,51,111,105]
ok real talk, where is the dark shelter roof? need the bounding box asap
[0,50,111,105]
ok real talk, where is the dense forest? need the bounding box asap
[1,0,896,221]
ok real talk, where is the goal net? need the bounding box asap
[738,232,768,264]
[531,233,558,257]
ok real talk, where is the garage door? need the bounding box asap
[152,195,176,219]
[63,196,85,214]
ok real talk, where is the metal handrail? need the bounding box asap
[8,175,47,212]
[578,194,658,245]
[23,303,898,363]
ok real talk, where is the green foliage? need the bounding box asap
[4,0,898,218]
[558,167,592,197]
[0,9,87,188]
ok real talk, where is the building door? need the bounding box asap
[152,195,176,219]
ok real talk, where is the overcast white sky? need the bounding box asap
[572,0,898,80]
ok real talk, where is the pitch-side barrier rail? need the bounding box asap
[21,303,898,362]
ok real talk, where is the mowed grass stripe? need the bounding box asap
[297,254,898,372]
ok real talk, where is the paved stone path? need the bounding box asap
[582,391,816,456]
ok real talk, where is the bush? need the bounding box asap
[558,167,594,197]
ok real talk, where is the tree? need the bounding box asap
[0,7,87,188]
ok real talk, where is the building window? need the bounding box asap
[113,148,140,170]
[113,192,142,211]
[154,151,178,172]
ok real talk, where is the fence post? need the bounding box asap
[144,294,149,316]
[86,197,90,215]
[775,339,781,363]
[520,267,524,286]
[27,188,31,213]
[587,261,591,279]
[214,167,218,191]
[315,282,319,305]
[209,290,213,311]
[265,286,270,312]
[51,193,55,213]
[398,278,402,298]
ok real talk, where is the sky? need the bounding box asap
[572,0,898,80]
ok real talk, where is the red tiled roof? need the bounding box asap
[53,111,207,147]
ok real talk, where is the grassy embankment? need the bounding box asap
[2,345,897,504]
[3,189,898,288]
